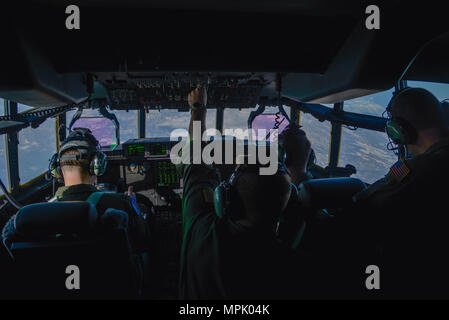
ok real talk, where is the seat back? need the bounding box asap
[9,202,139,299]
[298,177,366,209]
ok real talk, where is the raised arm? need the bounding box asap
[178,87,220,224]
[279,124,312,186]
[188,86,208,137]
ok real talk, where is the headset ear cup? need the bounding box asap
[90,152,108,176]
[386,118,418,145]
[57,166,63,179]
[49,153,62,179]
[214,184,226,218]
[99,152,108,175]
[386,120,406,145]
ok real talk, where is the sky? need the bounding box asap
[1,81,449,195]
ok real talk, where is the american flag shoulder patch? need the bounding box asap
[389,159,410,182]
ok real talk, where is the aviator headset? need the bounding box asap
[213,161,290,218]
[385,87,419,145]
[49,127,107,179]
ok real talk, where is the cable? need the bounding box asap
[387,139,399,157]
[265,73,288,141]
[0,178,23,210]
[273,110,285,131]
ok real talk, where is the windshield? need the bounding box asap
[71,117,117,148]
[251,113,289,141]
[339,89,397,183]
[407,81,449,100]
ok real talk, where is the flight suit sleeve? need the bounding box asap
[119,194,151,253]
[177,162,220,223]
[351,162,418,244]
[353,175,391,205]
[175,139,221,225]
[354,164,414,209]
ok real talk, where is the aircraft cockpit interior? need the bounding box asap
[1,1,449,301]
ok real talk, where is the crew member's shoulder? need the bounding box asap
[387,158,412,184]
[424,138,449,161]
[404,138,449,175]
[97,192,132,208]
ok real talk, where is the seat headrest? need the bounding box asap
[14,202,98,238]
[298,178,366,209]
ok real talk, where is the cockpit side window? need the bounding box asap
[339,89,397,183]
[340,127,397,183]
[300,112,330,167]
[339,83,449,184]
[343,89,394,117]
[0,99,8,195]
[407,81,449,101]
[17,104,34,113]
[18,106,56,185]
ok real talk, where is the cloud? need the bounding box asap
[344,98,387,117]
[17,118,56,182]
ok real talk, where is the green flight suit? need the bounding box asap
[177,157,303,299]
[353,137,449,298]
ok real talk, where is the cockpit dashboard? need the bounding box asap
[98,138,183,196]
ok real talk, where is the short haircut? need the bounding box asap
[234,169,291,224]
[60,149,90,174]
[390,88,446,131]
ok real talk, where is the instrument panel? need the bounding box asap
[99,137,266,193]
[99,138,183,191]
[124,139,172,159]
[100,72,267,110]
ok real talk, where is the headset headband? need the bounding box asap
[229,161,289,186]
[59,128,99,159]
[49,127,107,178]
[387,87,413,114]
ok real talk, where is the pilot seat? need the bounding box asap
[6,201,141,299]
[294,177,374,298]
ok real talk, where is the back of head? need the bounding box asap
[234,166,291,226]
[60,149,90,176]
[59,128,100,177]
[390,87,446,131]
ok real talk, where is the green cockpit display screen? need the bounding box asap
[157,160,181,187]
[127,143,145,156]
[150,143,167,156]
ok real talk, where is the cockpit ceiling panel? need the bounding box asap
[29,0,366,17]
[2,2,449,107]
[11,5,358,75]
[404,31,449,84]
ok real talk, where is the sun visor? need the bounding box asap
[0,25,88,107]
[279,22,389,104]
[278,18,416,104]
